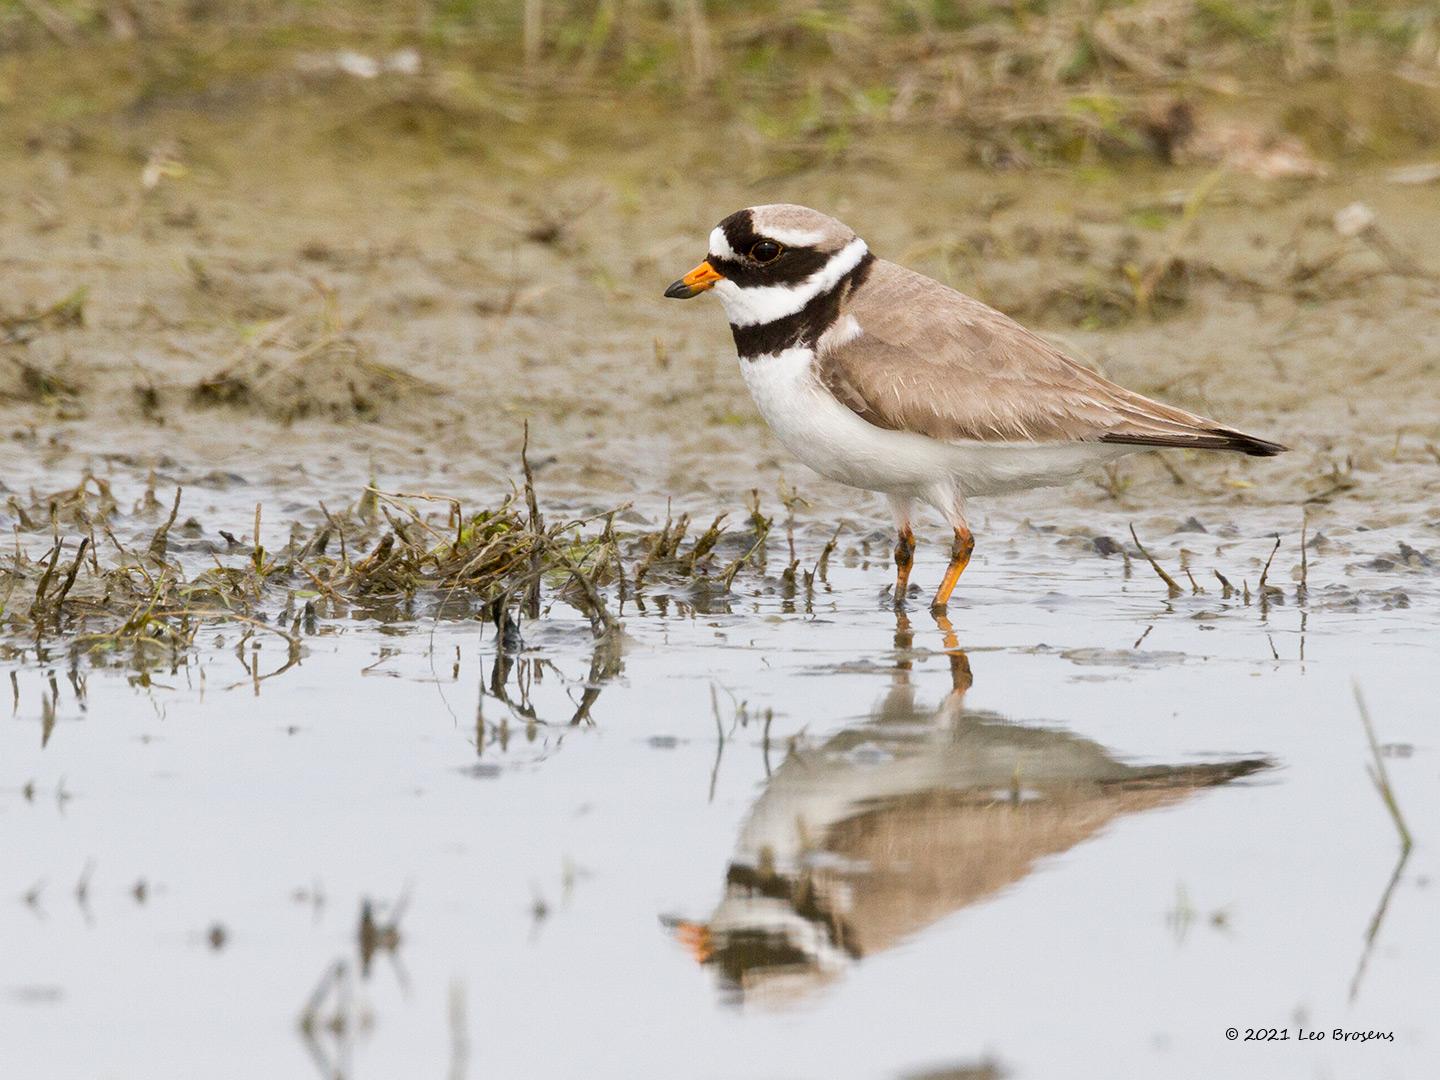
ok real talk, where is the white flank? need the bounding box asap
[739,347,1135,523]
[714,237,870,327]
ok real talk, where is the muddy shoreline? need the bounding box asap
[5,83,1439,534]
[3,35,1438,1080]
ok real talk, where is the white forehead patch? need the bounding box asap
[713,237,870,328]
[708,226,737,261]
[758,225,830,248]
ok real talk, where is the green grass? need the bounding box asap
[1,2,1436,165]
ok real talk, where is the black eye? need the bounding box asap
[749,240,783,263]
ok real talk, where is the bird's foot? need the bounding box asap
[882,583,920,610]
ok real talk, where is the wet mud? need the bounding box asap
[3,49,1439,1080]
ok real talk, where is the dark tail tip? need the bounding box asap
[1100,429,1290,456]
[1216,429,1288,457]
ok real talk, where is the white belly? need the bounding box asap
[738,348,1133,507]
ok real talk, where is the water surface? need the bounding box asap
[4,483,1434,1079]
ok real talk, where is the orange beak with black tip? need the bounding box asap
[672,920,715,963]
[664,260,724,299]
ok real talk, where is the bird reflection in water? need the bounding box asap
[671,614,1269,1005]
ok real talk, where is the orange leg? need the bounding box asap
[931,611,973,692]
[893,525,916,605]
[932,610,959,652]
[930,525,975,613]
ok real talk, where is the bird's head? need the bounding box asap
[665,204,869,328]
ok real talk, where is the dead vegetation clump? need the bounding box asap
[0,479,600,662]
[321,91,506,160]
[190,334,439,423]
[1,289,89,413]
[1011,256,1193,328]
[182,255,291,323]
[0,287,87,343]
[2,353,85,412]
[0,443,785,669]
[189,300,443,423]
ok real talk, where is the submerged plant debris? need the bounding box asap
[0,445,795,669]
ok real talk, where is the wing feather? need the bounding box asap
[818,261,1285,457]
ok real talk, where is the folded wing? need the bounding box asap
[818,260,1285,457]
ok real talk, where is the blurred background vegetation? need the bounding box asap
[2,1,1438,167]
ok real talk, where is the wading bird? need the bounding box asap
[665,204,1285,610]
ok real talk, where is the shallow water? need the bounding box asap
[4,28,1440,1076]
[3,475,1436,1080]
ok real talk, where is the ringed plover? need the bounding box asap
[665,204,1285,610]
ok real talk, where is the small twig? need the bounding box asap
[147,487,183,563]
[1257,536,1283,596]
[49,537,91,619]
[1156,454,1190,487]
[1349,845,1411,1003]
[708,684,726,803]
[1127,525,1182,598]
[1354,686,1413,852]
[521,423,543,620]
[720,516,772,593]
[815,523,843,581]
[448,980,469,1080]
[318,501,349,567]
[26,542,63,619]
[1298,513,1309,604]
[1213,569,1234,598]
[551,546,619,638]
